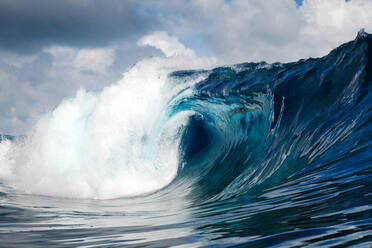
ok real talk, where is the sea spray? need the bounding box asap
[0,32,216,199]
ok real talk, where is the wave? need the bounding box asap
[1,31,372,204]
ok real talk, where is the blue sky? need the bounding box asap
[295,0,304,5]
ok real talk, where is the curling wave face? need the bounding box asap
[0,31,372,247]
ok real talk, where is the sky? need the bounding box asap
[0,0,372,135]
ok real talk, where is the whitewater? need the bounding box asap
[0,31,371,247]
[0,32,216,199]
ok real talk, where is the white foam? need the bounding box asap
[0,139,13,178]
[0,32,216,199]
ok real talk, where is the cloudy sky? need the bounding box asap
[1,0,371,135]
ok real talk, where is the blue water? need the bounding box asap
[0,32,372,247]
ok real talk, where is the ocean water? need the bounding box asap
[0,32,372,247]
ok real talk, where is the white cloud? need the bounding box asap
[138,31,195,57]
[74,48,115,73]
[159,0,372,63]
[1,0,372,134]
[299,0,372,55]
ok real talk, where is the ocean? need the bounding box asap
[0,31,371,247]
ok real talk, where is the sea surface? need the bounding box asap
[0,32,372,247]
